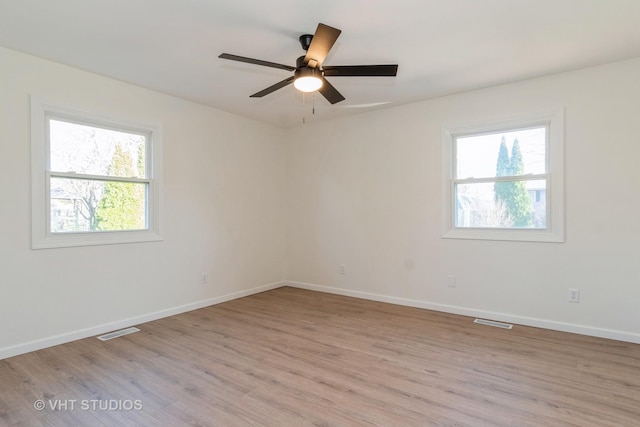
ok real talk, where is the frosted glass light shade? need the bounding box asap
[294,67,323,92]
[294,76,323,92]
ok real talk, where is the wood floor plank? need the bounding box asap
[1,286,639,426]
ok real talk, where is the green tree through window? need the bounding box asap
[494,137,533,227]
[95,145,146,230]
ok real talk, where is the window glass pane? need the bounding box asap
[49,119,146,178]
[456,127,546,179]
[455,179,546,229]
[50,177,147,233]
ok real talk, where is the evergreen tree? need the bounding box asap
[493,137,533,227]
[508,138,525,175]
[507,139,533,227]
[496,136,510,176]
[136,142,145,177]
[95,146,145,230]
[494,136,511,204]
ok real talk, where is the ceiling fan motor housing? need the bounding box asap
[296,55,313,70]
[294,64,321,80]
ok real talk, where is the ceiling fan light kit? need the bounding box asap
[293,67,323,92]
[219,23,398,104]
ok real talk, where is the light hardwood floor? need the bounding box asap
[1,287,639,426]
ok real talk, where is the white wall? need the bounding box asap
[2,46,639,359]
[286,57,640,342]
[0,47,288,358]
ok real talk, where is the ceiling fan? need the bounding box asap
[219,23,398,104]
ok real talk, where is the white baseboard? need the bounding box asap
[0,281,285,360]
[285,281,640,344]
[4,279,638,360]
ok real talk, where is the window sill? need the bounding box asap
[32,229,163,250]
[442,227,564,243]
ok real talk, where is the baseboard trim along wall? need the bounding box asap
[0,281,285,360]
[4,279,638,360]
[285,281,640,345]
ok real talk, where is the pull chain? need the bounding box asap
[301,92,317,124]
[302,92,306,124]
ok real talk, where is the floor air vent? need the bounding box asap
[473,319,513,329]
[97,327,140,341]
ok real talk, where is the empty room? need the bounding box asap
[1,1,639,425]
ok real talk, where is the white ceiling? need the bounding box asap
[1,0,640,128]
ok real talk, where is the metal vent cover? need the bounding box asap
[97,327,140,341]
[473,319,513,329]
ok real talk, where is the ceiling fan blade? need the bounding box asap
[219,53,295,72]
[304,23,341,68]
[250,76,295,98]
[318,77,345,104]
[322,64,398,77]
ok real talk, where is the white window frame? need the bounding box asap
[31,97,163,249]
[441,109,564,243]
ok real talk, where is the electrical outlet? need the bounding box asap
[568,288,580,303]
[339,264,346,275]
[202,273,208,284]
[446,275,456,288]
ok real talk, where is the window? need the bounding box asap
[31,98,162,249]
[441,110,564,242]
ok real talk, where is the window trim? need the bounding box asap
[441,109,564,243]
[31,96,163,249]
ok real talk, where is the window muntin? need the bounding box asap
[441,110,564,242]
[31,97,162,249]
